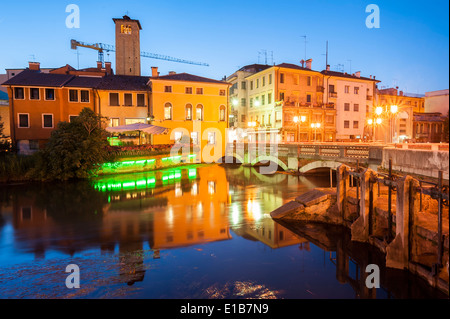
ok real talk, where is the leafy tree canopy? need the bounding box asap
[31,108,114,181]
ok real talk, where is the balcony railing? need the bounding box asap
[317,85,325,93]
[329,92,338,98]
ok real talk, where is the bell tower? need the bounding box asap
[113,15,142,76]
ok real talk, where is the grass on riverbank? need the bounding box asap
[0,154,38,183]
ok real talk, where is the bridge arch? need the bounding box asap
[218,154,244,164]
[250,155,288,172]
[299,160,342,174]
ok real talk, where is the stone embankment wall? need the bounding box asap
[271,164,449,294]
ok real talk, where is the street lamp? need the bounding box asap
[368,118,382,142]
[293,115,307,142]
[311,123,321,141]
[390,105,398,143]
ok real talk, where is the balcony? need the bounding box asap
[329,92,338,98]
[316,85,325,93]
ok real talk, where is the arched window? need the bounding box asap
[164,103,172,120]
[185,104,193,120]
[196,104,203,121]
[219,105,226,121]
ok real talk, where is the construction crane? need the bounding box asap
[70,39,209,67]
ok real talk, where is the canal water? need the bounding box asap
[0,164,446,299]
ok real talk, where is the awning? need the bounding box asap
[106,123,169,135]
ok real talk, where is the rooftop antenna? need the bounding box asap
[301,35,307,61]
[270,51,274,65]
[259,50,268,64]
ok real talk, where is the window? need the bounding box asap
[366,105,370,113]
[30,88,40,100]
[354,87,359,94]
[345,86,350,94]
[45,89,55,100]
[250,81,253,90]
[186,104,193,120]
[241,114,246,123]
[306,94,311,103]
[186,87,193,94]
[329,84,335,93]
[262,77,265,86]
[241,81,246,90]
[196,88,203,95]
[275,111,282,122]
[353,121,359,129]
[262,115,265,125]
[125,118,146,125]
[344,103,350,111]
[280,73,285,83]
[42,114,53,128]
[344,120,350,128]
[196,105,203,121]
[191,132,199,145]
[261,94,265,105]
[69,89,78,102]
[208,132,216,145]
[69,115,78,123]
[256,79,259,88]
[268,114,271,125]
[14,87,24,99]
[109,118,120,127]
[109,93,119,106]
[124,93,133,106]
[354,104,359,112]
[164,103,172,120]
[307,76,311,86]
[81,90,90,103]
[241,98,246,107]
[137,94,145,107]
[164,86,172,93]
[326,115,334,124]
[219,89,226,96]
[250,98,253,108]
[269,74,272,84]
[29,141,39,151]
[219,105,226,121]
[280,92,285,101]
[18,114,29,128]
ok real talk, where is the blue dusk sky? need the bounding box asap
[0,0,448,94]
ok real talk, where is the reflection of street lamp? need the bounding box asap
[311,123,321,141]
[293,115,307,142]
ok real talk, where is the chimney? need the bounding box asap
[370,75,372,79]
[29,62,40,71]
[355,71,361,78]
[105,62,112,75]
[168,71,176,75]
[399,91,404,96]
[97,61,103,70]
[151,67,159,77]
[326,65,330,71]
[305,59,312,70]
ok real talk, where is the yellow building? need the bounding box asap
[149,68,230,162]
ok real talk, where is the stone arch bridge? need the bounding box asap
[224,142,449,180]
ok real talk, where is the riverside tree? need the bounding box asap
[32,108,114,181]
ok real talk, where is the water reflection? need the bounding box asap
[0,164,446,298]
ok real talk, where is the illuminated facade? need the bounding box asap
[322,68,380,142]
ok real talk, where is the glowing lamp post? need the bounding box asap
[293,115,307,142]
[311,123,321,142]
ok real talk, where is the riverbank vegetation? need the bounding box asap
[0,108,115,183]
